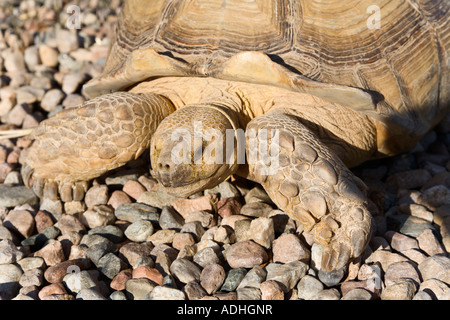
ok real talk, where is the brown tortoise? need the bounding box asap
[8,0,450,272]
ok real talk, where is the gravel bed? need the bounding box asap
[0,0,449,301]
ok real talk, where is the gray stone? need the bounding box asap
[125,278,156,300]
[97,253,127,280]
[265,261,308,292]
[76,288,106,300]
[381,279,416,300]
[193,247,221,268]
[86,240,117,266]
[88,225,124,243]
[0,239,24,264]
[418,255,450,283]
[115,203,160,223]
[297,275,324,300]
[146,286,186,300]
[0,263,23,300]
[16,257,46,271]
[19,268,44,287]
[342,288,373,300]
[180,221,205,241]
[240,202,274,218]
[311,288,341,300]
[0,185,38,207]
[237,266,267,289]
[169,258,202,284]
[21,226,61,251]
[236,287,262,300]
[419,279,449,300]
[318,267,346,287]
[138,190,181,209]
[109,290,127,300]
[225,240,268,268]
[221,268,247,292]
[124,220,154,242]
[63,270,98,294]
[413,291,433,300]
[387,215,436,238]
[159,206,185,230]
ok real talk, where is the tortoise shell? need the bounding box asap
[83,0,450,156]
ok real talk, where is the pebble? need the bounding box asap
[384,261,421,287]
[110,291,127,300]
[38,283,67,300]
[217,197,242,218]
[21,226,61,251]
[56,29,79,54]
[80,205,116,228]
[272,233,311,264]
[88,225,123,244]
[172,232,196,251]
[118,242,154,268]
[34,210,54,233]
[39,44,59,67]
[221,268,247,292]
[311,288,341,300]
[416,228,445,256]
[297,275,324,300]
[342,288,373,300]
[56,214,86,235]
[132,266,163,285]
[124,220,154,242]
[125,278,156,300]
[0,263,23,299]
[63,270,99,294]
[417,185,450,209]
[418,255,450,283]
[85,240,117,266]
[367,249,410,272]
[84,184,109,208]
[260,280,285,300]
[76,288,106,300]
[97,253,127,279]
[0,184,38,208]
[33,239,65,266]
[237,266,267,289]
[193,246,221,268]
[146,286,185,300]
[318,268,346,287]
[110,269,133,291]
[225,240,268,268]
[419,278,449,300]
[380,279,416,300]
[0,239,24,264]
[107,190,132,209]
[44,259,86,283]
[248,217,274,249]
[16,257,45,271]
[3,209,35,238]
[200,263,225,294]
[384,231,419,252]
[123,180,146,200]
[137,190,181,209]
[183,280,208,300]
[386,168,431,189]
[169,258,202,284]
[115,203,160,224]
[266,261,308,292]
[240,202,274,218]
[159,206,185,230]
[148,229,176,246]
[172,194,216,219]
[236,287,262,300]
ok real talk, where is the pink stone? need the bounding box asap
[260,280,285,300]
[217,197,242,218]
[34,210,54,233]
[33,240,66,266]
[132,266,164,285]
[38,283,67,300]
[384,231,419,252]
[107,190,132,209]
[272,233,311,264]
[4,209,35,238]
[110,269,132,291]
[172,194,217,219]
[123,180,146,200]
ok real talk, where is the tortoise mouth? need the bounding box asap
[158,176,217,198]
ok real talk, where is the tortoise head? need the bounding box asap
[150,103,241,197]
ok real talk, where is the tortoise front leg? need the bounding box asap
[22,92,174,201]
[245,110,373,272]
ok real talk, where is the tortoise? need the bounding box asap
[11,0,450,272]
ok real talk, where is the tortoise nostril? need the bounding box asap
[164,164,170,170]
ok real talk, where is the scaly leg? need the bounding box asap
[22,92,174,201]
[246,110,373,272]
